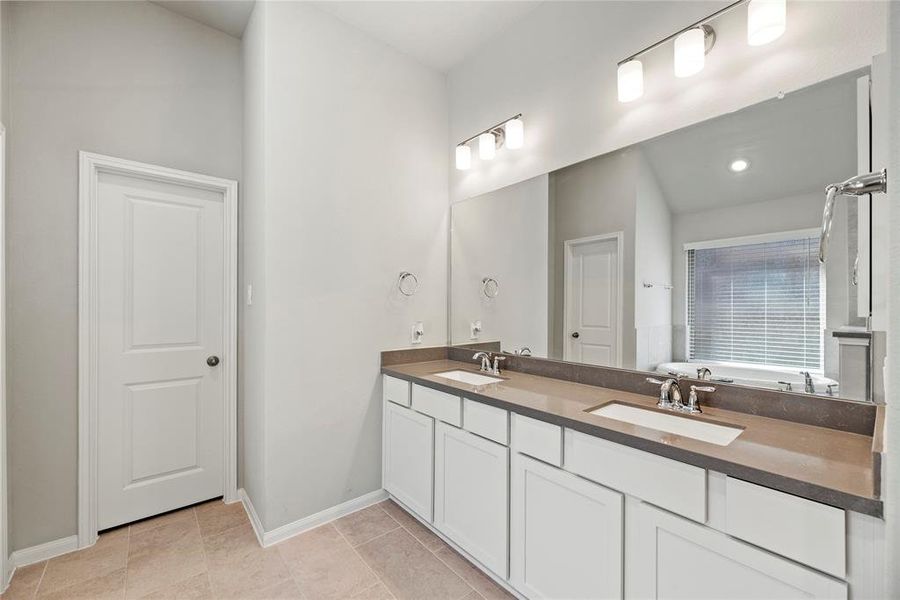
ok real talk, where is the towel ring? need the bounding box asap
[398,271,419,296]
[482,277,499,298]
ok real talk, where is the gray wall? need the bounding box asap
[239,0,268,532]
[451,176,549,356]
[549,149,637,366]
[633,152,672,370]
[5,1,241,551]
[242,1,448,531]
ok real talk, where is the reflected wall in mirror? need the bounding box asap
[450,69,877,402]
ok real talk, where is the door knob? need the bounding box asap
[571,332,580,339]
[207,356,220,367]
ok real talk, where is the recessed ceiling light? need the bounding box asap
[730,159,749,172]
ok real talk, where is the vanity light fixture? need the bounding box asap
[505,117,524,150]
[617,60,644,102]
[479,132,497,160]
[674,26,713,78]
[730,158,750,172]
[454,113,523,170]
[616,0,786,103]
[747,0,786,46]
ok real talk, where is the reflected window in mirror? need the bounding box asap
[686,231,823,372]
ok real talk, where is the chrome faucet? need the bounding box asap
[800,371,815,394]
[647,377,715,414]
[696,367,712,381]
[646,377,684,411]
[473,352,492,373]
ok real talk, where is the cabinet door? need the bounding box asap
[625,499,847,600]
[434,422,509,578]
[384,400,434,522]
[511,453,623,599]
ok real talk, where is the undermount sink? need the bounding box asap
[588,402,743,446]
[434,370,504,386]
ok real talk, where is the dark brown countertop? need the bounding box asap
[382,359,882,517]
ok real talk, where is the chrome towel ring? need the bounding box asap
[397,271,419,296]
[482,277,499,298]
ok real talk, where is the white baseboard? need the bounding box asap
[238,488,266,547]
[239,488,388,548]
[9,535,79,569]
[3,557,14,593]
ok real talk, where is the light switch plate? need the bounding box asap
[470,320,482,340]
[246,284,253,306]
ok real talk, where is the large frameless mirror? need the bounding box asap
[450,68,879,402]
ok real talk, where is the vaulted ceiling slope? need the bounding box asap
[151,1,256,38]
[152,0,541,71]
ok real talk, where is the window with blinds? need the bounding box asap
[686,234,824,371]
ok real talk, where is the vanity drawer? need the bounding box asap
[383,375,410,407]
[463,399,509,445]
[564,429,706,522]
[512,413,562,466]
[725,477,846,578]
[412,384,462,427]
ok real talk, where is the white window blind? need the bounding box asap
[687,235,823,370]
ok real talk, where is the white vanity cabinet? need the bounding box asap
[383,396,434,521]
[625,499,848,600]
[510,453,623,599]
[381,373,879,600]
[434,421,509,577]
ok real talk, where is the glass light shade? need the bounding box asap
[505,118,524,150]
[747,0,786,46]
[479,132,496,160]
[455,144,471,170]
[674,28,706,78]
[617,60,643,103]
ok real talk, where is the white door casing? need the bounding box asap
[563,233,624,367]
[79,152,237,545]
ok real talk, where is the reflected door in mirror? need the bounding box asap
[565,235,621,367]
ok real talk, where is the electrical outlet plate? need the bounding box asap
[411,321,424,344]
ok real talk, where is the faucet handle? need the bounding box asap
[646,377,674,409]
[491,355,506,375]
[685,385,715,414]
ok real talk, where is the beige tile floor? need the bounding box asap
[2,499,513,600]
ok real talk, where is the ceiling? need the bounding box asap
[153,0,541,71]
[152,0,256,38]
[311,2,542,72]
[639,71,861,215]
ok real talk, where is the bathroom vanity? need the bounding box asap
[380,357,884,600]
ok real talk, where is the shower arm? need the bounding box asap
[818,169,887,264]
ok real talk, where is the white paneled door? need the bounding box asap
[564,234,622,367]
[96,170,226,530]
